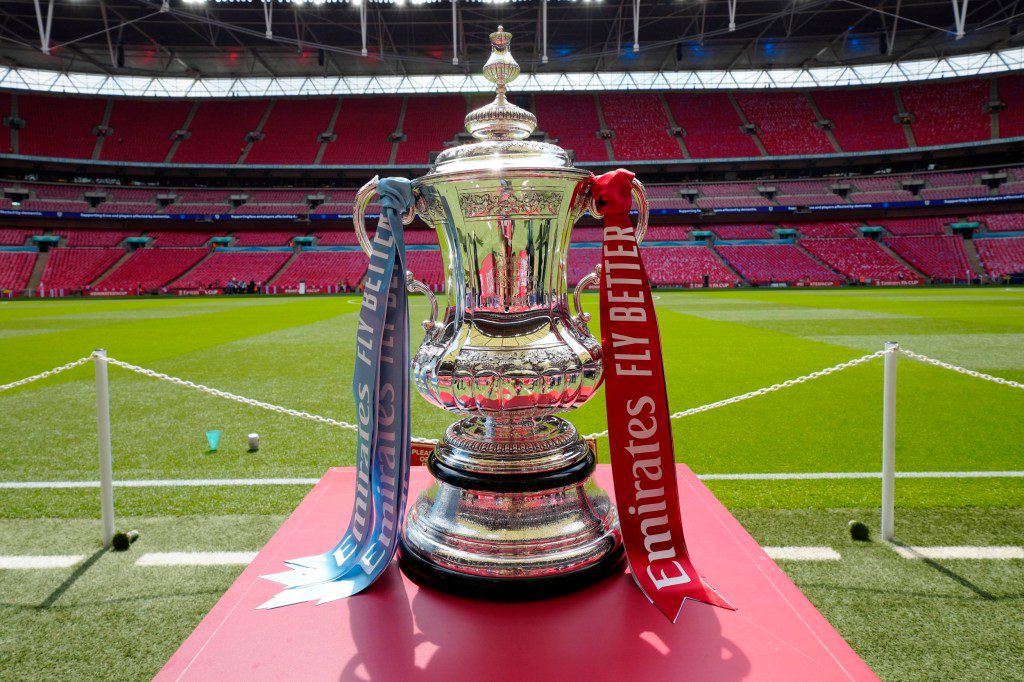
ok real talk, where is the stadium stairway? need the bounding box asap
[91,249,134,288]
[168,249,215,288]
[804,93,843,153]
[25,249,48,291]
[266,249,301,286]
[727,93,768,156]
[876,240,926,279]
[795,241,845,280]
[164,102,200,164]
[708,245,749,285]
[962,237,987,278]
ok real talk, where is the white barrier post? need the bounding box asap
[881,341,898,542]
[94,349,115,548]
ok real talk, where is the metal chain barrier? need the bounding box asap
[100,356,439,445]
[3,345,1020,445]
[899,348,1024,392]
[580,347,894,440]
[0,355,94,393]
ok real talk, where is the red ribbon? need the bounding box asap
[592,169,734,622]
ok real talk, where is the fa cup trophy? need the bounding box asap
[352,27,649,597]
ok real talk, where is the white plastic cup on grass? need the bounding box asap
[248,433,260,452]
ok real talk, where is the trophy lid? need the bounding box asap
[427,27,577,176]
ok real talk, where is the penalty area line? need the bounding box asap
[1,471,1023,490]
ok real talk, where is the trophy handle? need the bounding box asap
[586,176,650,245]
[406,270,439,332]
[353,177,437,333]
[572,263,601,330]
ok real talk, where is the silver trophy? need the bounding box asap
[353,27,649,597]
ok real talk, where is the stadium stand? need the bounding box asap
[0,228,40,245]
[534,94,608,162]
[102,99,192,163]
[664,93,761,158]
[975,237,1024,278]
[95,202,160,215]
[314,230,360,246]
[694,182,761,197]
[847,190,916,203]
[734,92,833,155]
[273,251,368,290]
[813,88,906,152]
[901,80,990,146]
[644,226,693,241]
[884,235,974,281]
[696,196,773,208]
[395,96,466,164]
[40,247,124,290]
[0,251,36,292]
[715,243,842,285]
[230,231,301,246]
[998,75,1024,139]
[244,99,336,165]
[165,203,232,215]
[94,248,208,293]
[881,217,948,235]
[148,231,223,246]
[19,200,91,213]
[321,97,402,165]
[919,186,990,200]
[404,230,440,245]
[567,248,601,286]
[54,229,138,247]
[17,94,106,159]
[172,100,269,164]
[173,251,291,289]
[801,238,919,284]
[600,94,681,160]
[968,212,1024,232]
[711,225,776,240]
[405,250,445,291]
[784,222,860,238]
[643,246,738,287]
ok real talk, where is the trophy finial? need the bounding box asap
[465,26,537,141]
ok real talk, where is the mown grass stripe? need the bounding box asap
[891,545,1024,560]
[135,551,257,566]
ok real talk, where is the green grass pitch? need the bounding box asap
[0,288,1022,680]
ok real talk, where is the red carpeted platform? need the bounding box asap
[157,465,877,681]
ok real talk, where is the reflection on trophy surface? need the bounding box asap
[354,27,646,595]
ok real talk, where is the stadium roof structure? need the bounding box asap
[0,0,1021,93]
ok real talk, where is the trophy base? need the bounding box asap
[398,535,624,600]
[399,416,624,600]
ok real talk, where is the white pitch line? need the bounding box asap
[1,471,1023,490]
[891,545,1024,560]
[764,546,842,561]
[135,551,258,567]
[0,555,85,569]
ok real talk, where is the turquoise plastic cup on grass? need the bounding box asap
[206,430,221,452]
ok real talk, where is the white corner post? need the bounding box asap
[452,0,459,66]
[541,0,548,65]
[94,349,115,548]
[359,0,368,57]
[881,341,898,542]
[632,0,641,52]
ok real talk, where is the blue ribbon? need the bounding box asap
[259,178,414,608]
